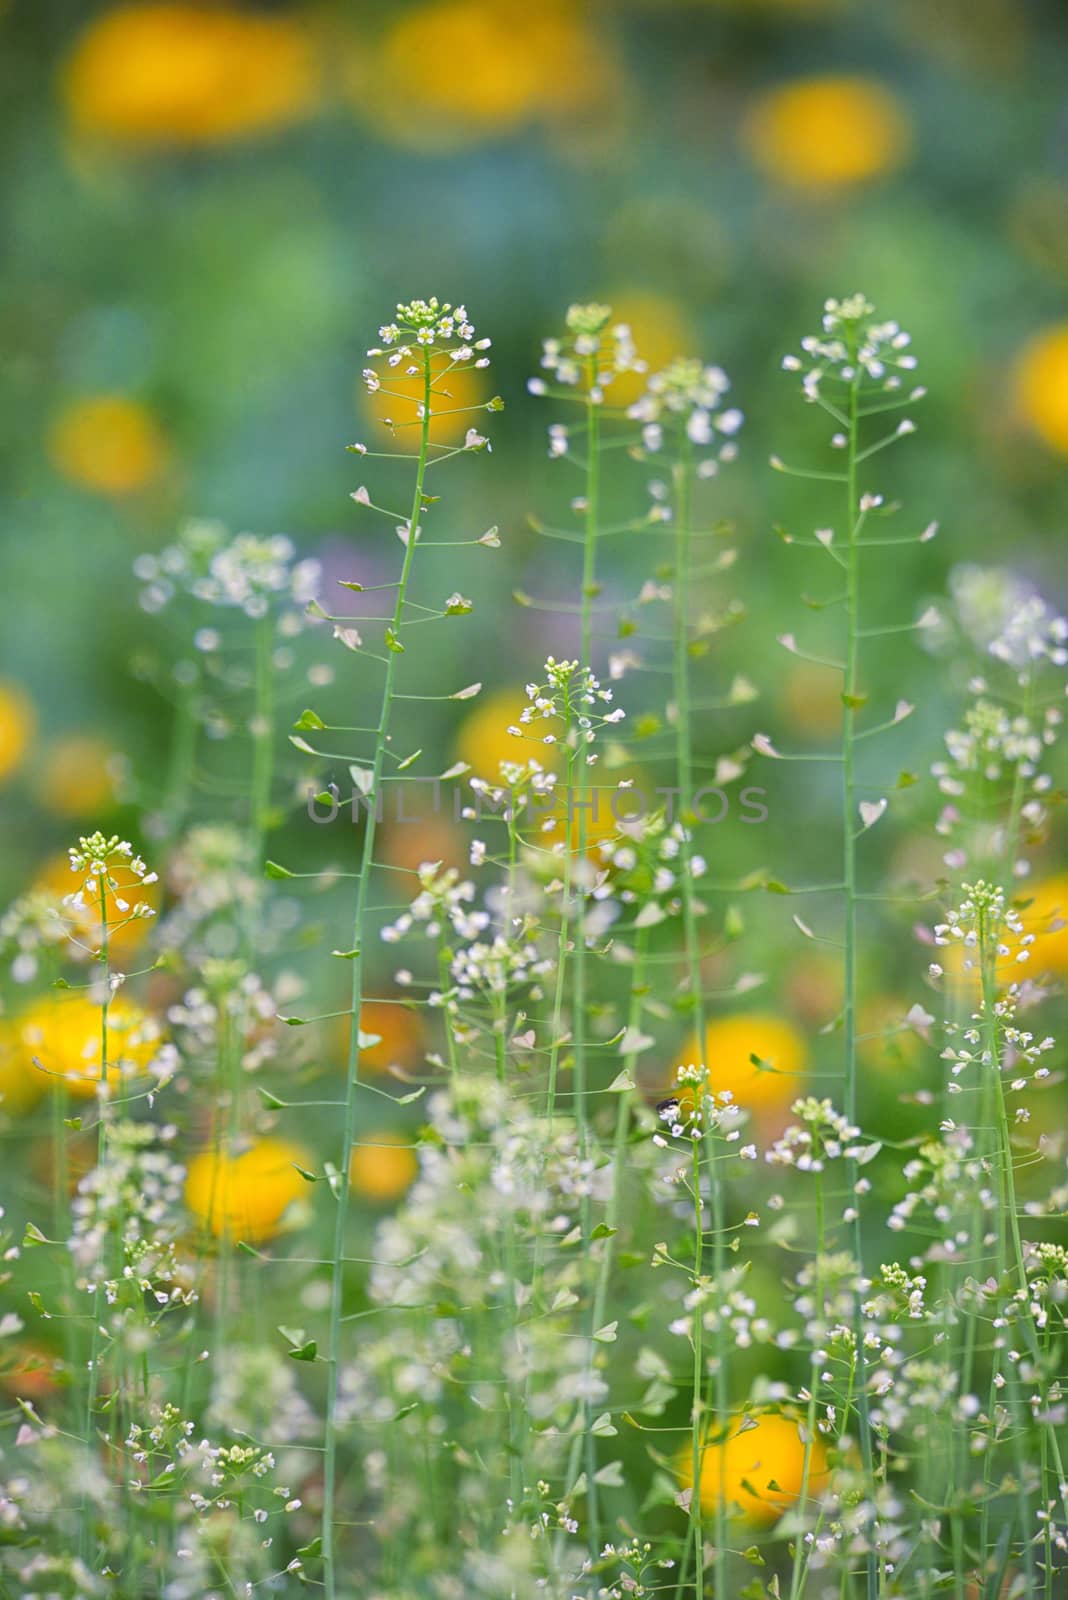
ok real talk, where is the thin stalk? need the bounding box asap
[789,1175,825,1600]
[689,1127,707,1600]
[162,673,198,840]
[321,349,433,1598]
[560,928,649,1548]
[673,441,726,1599]
[842,367,879,1600]
[567,356,601,1549]
[80,877,111,1564]
[249,614,275,871]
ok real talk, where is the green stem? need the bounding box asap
[320,349,433,1598]
[842,367,879,1600]
[162,673,198,840]
[789,1175,825,1600]
[673,440,726,1599]
[249,615,274,871]
[80,877,111,1564]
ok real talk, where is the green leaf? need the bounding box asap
[265,860,295,880]
[293,709,326,731]
[331,947,360,959]
[63,1116,83,1130]
[385,627,405,653]
[287,1341,318,1363]
[292,1165,317,1183]
[257,1087,289,1109]
[593,1321,618,1343]
[591,1412,618,1437]
[278,1014,308,1027]
[337,578,363,592]
[590,1224,617,1241]
[23,1223,47,1247]
[296,1537,322,1559]
[594,1460,624,1487]
[396,749,422,771]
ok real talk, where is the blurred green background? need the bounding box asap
[2,0,1068,1022]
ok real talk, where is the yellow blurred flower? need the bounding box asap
[742,75,910,190]
[37,735,117,819]
[185,1137,309,1242]
[1014,325,1068,454]
[0,1023,46,1116]
[351,999,426,1078]
[1011,875,1068,974]
[674,1012,808,1115]
[353,0,614,151]
[49,396,169,496]
[11,994,163,1101]
[0,683,36,786]
[362,359,489,446]
[456,687,530,782]
[62,4,317,147]
[350,1131,418,1202]
[678,1413,828,1525]
[32,850,159,962]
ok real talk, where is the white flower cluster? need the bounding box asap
[766,1098,863,1171]
[510,657,624,757]
[654,1065,743,1143]
[628,357,743,468]
[157,823,279,963]
[936,697,1049,787]
[989,591,1068,675]
[528,302,645,408]
[449,934,553,1007]
[368,296,490,366]
[167,965,297,1076]
[0,887,72,983]
[135,520,320,624]
[782,294,921,403]
[931,880,1029,977]
[68,1121,193,1308]
[381,859,488,945]
[597,812,706,925]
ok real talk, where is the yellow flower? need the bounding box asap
[0,1023,46,1116]
[11,994,163,1100]
[674,1012,808,1116]
[62,4,317,147]
[456,687,530,782]
[352,1,613,151]
[678,1413,828,1526]
[347,999,426,1078]
[361,359,489,446]
[1014,325,1068,453]
[31,850,159,962]
[350,1131,418,1203]
[0,683,36,785]
[37,735,116,818]
[185,1137,309,1243]
[48,396,169,496]
[742,75,910,190]
[1011,875,1068,974]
